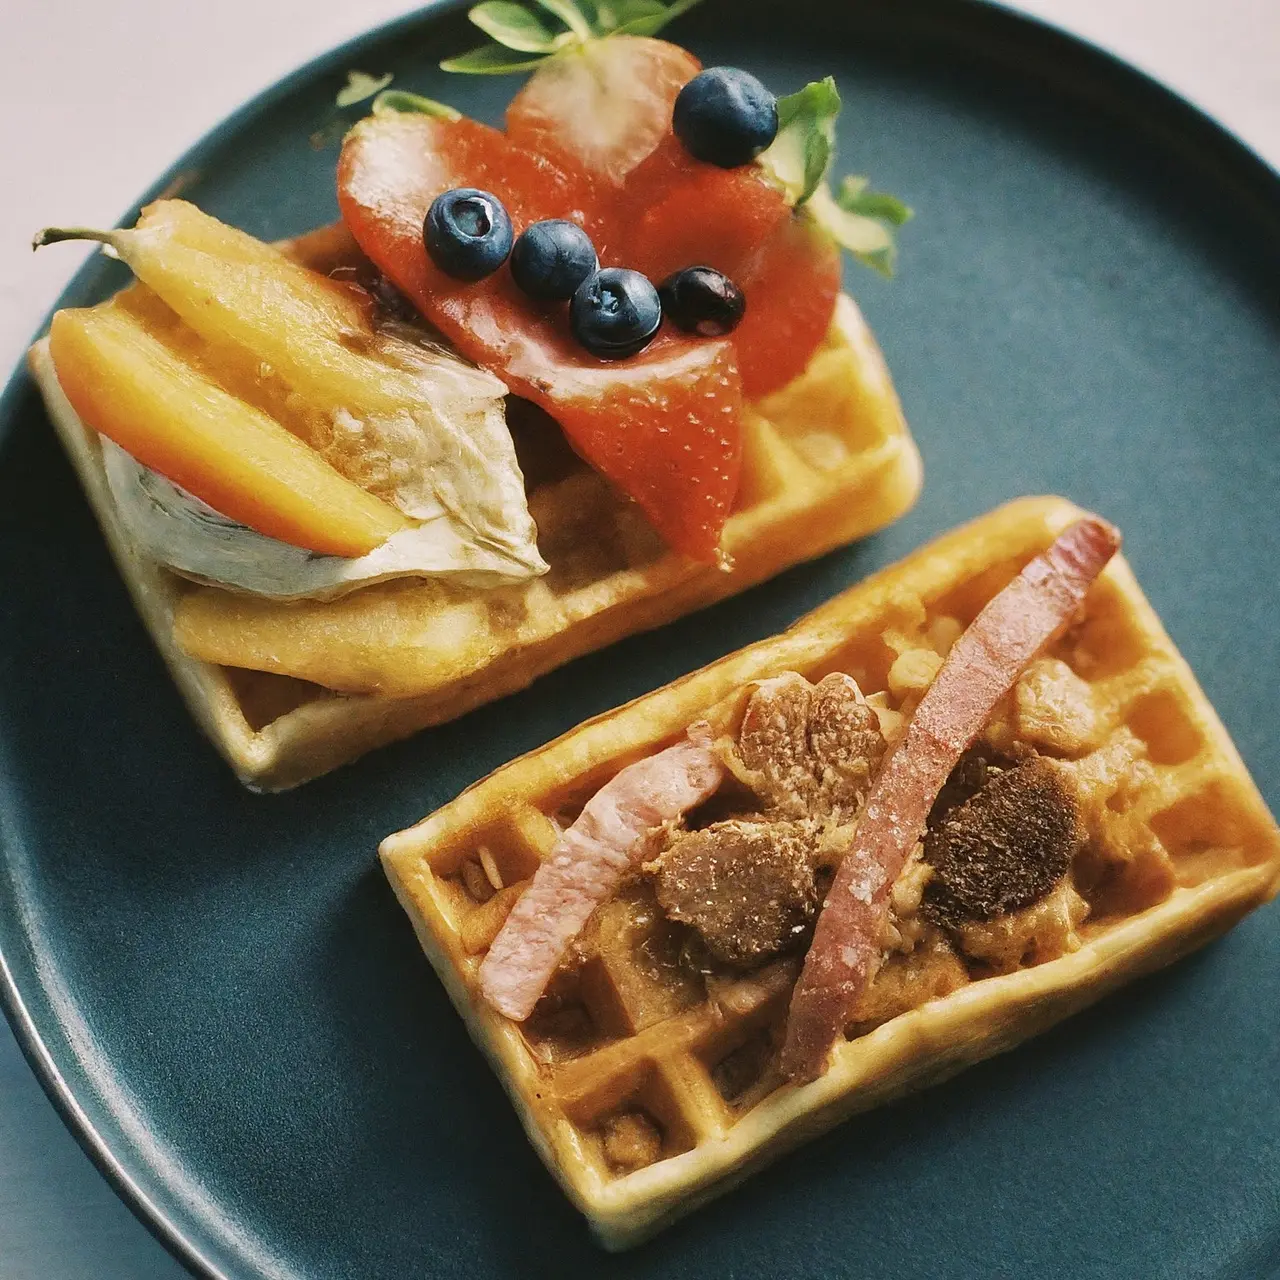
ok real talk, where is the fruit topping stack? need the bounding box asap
[338,0,910,563]
[37,0,910,585]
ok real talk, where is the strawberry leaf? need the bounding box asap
[588,0,665,29]
[469,1,567,51]
[335,70,393,108]
[612,0,703,35]
[440,44,554,74]
[531,0,594,39]
[806,182,899,278]
[759,77,840,205]
[837,174,913,226]
[442,0,703,74]
[371,90,462,121]
[758,80,911,276]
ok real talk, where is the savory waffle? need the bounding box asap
[28,226,920,790]
[380,494,1280,1249]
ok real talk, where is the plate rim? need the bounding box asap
[2,2,1280,1277]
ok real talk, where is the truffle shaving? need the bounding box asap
[920,756,1086,926]
[651,820,820,969]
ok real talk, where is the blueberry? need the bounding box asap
[510,219,598,301]
[673,68,778,169]
[423,188,513,281]
[658,266,746,337]
[570,268,662,360]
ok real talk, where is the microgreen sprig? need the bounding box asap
[441,0,703,74]
[427,1,913,276]
[335,70,394,108]
[369,90,461,120]
[759,78,913,277]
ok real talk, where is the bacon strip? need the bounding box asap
[479,726,725,1021]
[780,517,1121,1083]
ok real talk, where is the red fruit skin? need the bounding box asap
[732,215,842,399]
[337,112,742,563]
[622,139,835,391]
[623,133,693,200]
[629,167,790,283]
[462,33,837,407]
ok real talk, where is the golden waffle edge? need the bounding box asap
[28,230,920,790]
[379,494,1280,1249]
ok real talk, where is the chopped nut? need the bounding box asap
[927,615,965,656]
[891,847,933,918]
[879,918,903,950]
[478,845,504,892]
[459,857,495,903]
[887,647,942,699]
[460,884,523,954]
[601,1111,662,1173]
[1016,657,1102,756]
[865,691,905,745]
[881,847,933,954]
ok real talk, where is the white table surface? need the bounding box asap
[0,2,1276,1276]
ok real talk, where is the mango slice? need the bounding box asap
[41,201,542,575]
[71,201,459,421]
[49,305,410,558]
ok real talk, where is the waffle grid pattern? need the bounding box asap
[381,496,1280,1248]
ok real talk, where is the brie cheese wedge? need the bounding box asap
[102,438,547,600]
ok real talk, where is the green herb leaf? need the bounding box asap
[335,70,394,108]
[837,174,912,226]
[469,0,566,51]
[806,183,898,278]
[586,0,662,30]
[440,0,703,75]
[531,0,594,39]
[758,76,840,205]
[440,43,554,74]
[371,89,462,121]
[612,0,702,36]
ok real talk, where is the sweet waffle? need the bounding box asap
[380,494,1280,1249]
[28,227,920,790]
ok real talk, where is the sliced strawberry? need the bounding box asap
[626,161,791,282]
[617,128,834,395]
[503,35,838,399]
[338,112,742,562]
[732,214,842,399]
[506,36,699,195]
[622,133,694,203]
[350,114,597,238]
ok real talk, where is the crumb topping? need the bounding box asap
[651,819,820,968]
[736,671,886,821]
[647,672,885,968]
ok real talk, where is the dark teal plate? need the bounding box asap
[3,1,1279,1276]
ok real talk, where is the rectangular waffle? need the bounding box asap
[380,494,1280,1249]
[28,224,920,790]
